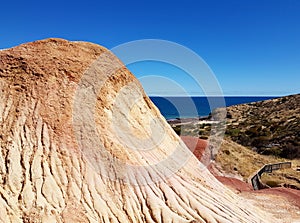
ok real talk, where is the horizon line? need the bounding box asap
[147,94,295,97]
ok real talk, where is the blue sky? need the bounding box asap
[1,0,300,96]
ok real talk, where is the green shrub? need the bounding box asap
[173,126,181,135]
[223,150,230,155]
[225,128,240,137]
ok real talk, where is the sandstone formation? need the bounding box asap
[0,38,273,222]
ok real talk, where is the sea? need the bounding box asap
[149,96,276,120]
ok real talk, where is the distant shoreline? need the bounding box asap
[151,96,276,120]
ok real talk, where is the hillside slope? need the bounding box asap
[181,136,300,221]
[224,94,300,158]
[0,38,273,222]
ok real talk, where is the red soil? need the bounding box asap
[180,136,207,160]
[215,176,252,192]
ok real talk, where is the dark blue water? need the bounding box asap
[150,96,276,120]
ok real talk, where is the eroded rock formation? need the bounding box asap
[0,39,272,222]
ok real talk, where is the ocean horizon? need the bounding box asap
[150,96,276,120]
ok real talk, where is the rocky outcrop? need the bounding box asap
[0,38,272,222]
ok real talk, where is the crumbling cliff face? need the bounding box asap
[0,38,272,222]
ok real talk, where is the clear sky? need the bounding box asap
[1,0,300,96]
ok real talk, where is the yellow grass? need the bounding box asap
[216,137,300,189]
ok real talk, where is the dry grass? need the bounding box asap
[216,137,300,189]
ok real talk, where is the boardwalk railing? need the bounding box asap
[250,162,292,190]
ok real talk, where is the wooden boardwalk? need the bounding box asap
[250,162,292,190]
